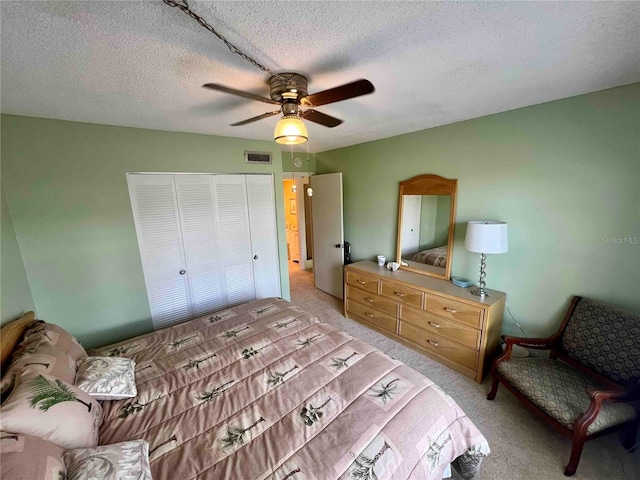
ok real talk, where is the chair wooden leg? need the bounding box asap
[564,432,587,476]
[623,418,639,451]
[487,372,499,400]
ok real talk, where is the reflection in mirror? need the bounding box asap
[400,195,451,271]
[396,175,457,280]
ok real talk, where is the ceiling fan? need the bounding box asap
[203,74,375,144]
[161,0,374,144]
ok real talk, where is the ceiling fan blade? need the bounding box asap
[230,110,281,126]
[301,109,343,128]
[301,79,374,107]
[203,83,280,105]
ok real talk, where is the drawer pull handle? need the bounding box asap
[444,307,457,313]
[365,297,374,303]
[395,292,406,297]
[357,280,367,285]
[365,312,374,318]
[428,339,439,347]
[428,321,441,328]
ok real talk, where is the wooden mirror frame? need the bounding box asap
[395,175,458,280]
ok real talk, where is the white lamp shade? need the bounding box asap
[464,221,508,254]
[274,116,308,145]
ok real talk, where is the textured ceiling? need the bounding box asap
[1,1,639,152]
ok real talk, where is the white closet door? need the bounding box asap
[127,174,192,328]
[213,175,256,306]
[246,175,282,298]
[174,175,227,317]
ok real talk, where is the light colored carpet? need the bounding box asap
[289,268,639,480]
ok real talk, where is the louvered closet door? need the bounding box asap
[246,175,282,298]
[127,174,193,328]
[129,173,281,329]
[174,175,228,317]
[213,175,257,306]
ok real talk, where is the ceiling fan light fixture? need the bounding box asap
[274,115,308,145]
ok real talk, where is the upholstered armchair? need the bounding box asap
[487,296,639,476]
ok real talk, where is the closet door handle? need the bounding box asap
[253,255,258,260]
[179,270,186,275]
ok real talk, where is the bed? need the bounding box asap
[1,298,489,479]
[411,246,448,268]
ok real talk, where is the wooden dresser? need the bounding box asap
[343,260,505,383]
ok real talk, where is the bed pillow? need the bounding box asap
[74,357,137,400]
[64,440,152,480]
[0,431,66,480]
[1,343,78,398]
[21,321,87,362]
[0,371,102,449]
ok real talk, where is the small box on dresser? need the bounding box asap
[344,260,505,383]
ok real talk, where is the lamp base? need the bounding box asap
[470,286,490,297]
[471,253,490,297]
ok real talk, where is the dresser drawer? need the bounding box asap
[380,280,423,308]
[425,295,482,329]
[346,285,398,317]
[346,299,397,334]
[400,305,480,350]
[346,270,379,294]
[399,321,478,371]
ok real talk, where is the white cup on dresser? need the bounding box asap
[377,255,386,266]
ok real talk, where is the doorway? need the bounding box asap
[282,173,313,282]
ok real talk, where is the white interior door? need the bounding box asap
[213,175,256,306]
[175,175,227,317]
[127,174,193,328]
[246,175,281,298]
[310,173,344,299]
[129,173,280,329]
[401,195,421,258]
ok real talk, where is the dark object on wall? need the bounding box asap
[487,296,640,476]
[343,241,352,265]
[244,151,272,165]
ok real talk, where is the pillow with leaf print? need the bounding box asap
[74,357,137,401]
[1,341,79,400]
[64,440,152,480]
[1,431,66,480]
[21,321,87,362]
[0,371,102,449]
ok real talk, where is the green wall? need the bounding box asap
[419,195,437,249]
[317,84,640,337]
[1,115,290,348]
[1,190,35,324]
[434,196,452,248]
[281,151,316,173]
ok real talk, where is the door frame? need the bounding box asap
[283,171,315,270]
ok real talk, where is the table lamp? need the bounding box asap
[464,221,508,296]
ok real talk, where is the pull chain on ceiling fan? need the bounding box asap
[162,0,375,145]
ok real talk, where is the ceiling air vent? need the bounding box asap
[244,151,272,165]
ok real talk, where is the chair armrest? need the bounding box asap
[502,335,560,350]
[493,335,560,365]
[573,384,640,438]
[587,385,640,403]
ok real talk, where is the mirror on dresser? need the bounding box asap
[396,175,457,280]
